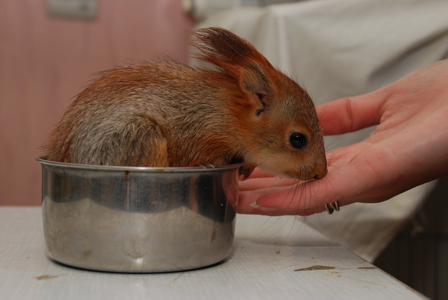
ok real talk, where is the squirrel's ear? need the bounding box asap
[191,27,275,109]
[239,64,269,110]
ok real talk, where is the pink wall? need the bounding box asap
[0,0,194,205]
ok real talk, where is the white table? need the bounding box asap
[0,207,425,299]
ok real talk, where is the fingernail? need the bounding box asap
[250,202,279,212]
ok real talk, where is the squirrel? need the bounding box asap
[43,27,327,181]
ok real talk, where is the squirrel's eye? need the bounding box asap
[290,132,307,149]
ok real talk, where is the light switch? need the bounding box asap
[47,0,97,19]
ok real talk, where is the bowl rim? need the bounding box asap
[36,157,243,173]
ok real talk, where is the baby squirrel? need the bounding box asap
[43,27,327,180]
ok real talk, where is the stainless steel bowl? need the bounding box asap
[37,158,239,273]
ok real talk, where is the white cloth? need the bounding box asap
[192,0,448,261]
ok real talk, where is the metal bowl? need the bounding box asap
[37,158,239,273]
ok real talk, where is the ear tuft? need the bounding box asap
[192,27,274,106]
[191,27,272,77]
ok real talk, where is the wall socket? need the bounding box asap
[47,0,97,19]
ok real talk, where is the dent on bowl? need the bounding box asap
[37,158,239,273]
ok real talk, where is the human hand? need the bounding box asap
[237,60,448,215]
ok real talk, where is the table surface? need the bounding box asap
[0,207,425,300]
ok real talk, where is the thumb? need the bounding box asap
[316,90,387,136]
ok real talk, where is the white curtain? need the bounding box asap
[191,0,448,261]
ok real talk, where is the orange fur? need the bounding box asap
[43,27,327,180]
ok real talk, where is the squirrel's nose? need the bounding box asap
[312,165,328,180]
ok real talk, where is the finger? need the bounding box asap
[236,175,344,216]
[237,189,327,216]
[239,176,299,191]
[245,167,275,179]
[316,91,387,135]
[237,143,378,215]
